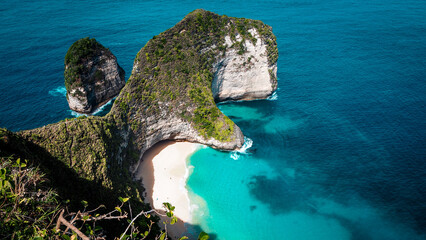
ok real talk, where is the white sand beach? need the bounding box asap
[135,141,199,239]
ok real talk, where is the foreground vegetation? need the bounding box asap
[1,127,160,239]
[0,142,207,239]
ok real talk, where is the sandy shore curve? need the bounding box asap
[135,141,199,239]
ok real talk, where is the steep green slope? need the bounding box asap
[112,9,277,145]
[1,127,157,238]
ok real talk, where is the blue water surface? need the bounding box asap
[0,1,425,239]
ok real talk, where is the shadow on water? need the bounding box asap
[184,222,218,240]
[247,173,426,240]
[220,98,426,238]
[248,174,316,214]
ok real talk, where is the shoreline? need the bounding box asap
[135,140,199,239]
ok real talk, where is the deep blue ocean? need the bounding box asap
[1,1,425,239]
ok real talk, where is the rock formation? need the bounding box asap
[212,28,278,101]
[112,9,278,167]
[64,37,125,114]
[1,10,278,239]
[9,9,278,205]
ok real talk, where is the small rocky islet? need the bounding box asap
[64,37,126,114]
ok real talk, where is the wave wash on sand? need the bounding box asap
[135,141,200,239]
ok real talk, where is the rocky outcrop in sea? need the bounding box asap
[64,37,125,114]
[10,9,278,210]
[113,10,278,168]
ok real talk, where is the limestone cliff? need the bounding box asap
[111,10,277,167]
[64,37,125,114]
[7,9,278,205]
[213,28,278,101]
[1,10,278,239]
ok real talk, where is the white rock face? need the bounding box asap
[67,87,87,112]
[212,28,277,101]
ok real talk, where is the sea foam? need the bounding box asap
[267,91,278,101]
[68,98,116,118]
[230,137,253,160]
[69,110,85,118]
[91,98,115,115]
[48,86,67,97]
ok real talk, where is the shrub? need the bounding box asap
[64,37,107,91]
[0,157,60,239]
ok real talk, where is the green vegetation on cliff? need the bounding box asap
[1,126,161,239]
[64,37,108,90]
[112,9,277,141]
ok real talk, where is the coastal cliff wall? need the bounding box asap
[111,10,278,169]
[213,28,278,101]
[14,9,277,198]
[1,9,278,239]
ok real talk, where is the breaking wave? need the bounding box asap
[230,137,253,160]
[48,86,66,97]
[267,91,278,101]
[68,98,116,118]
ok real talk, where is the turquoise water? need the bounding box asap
[188,98,425,239]
[1,1,425,239]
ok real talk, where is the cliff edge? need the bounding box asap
[10,9,277,209]
[64,37,125,114]
[1,9,278,239]
[112,9,278,164]
[212,18,278,101]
